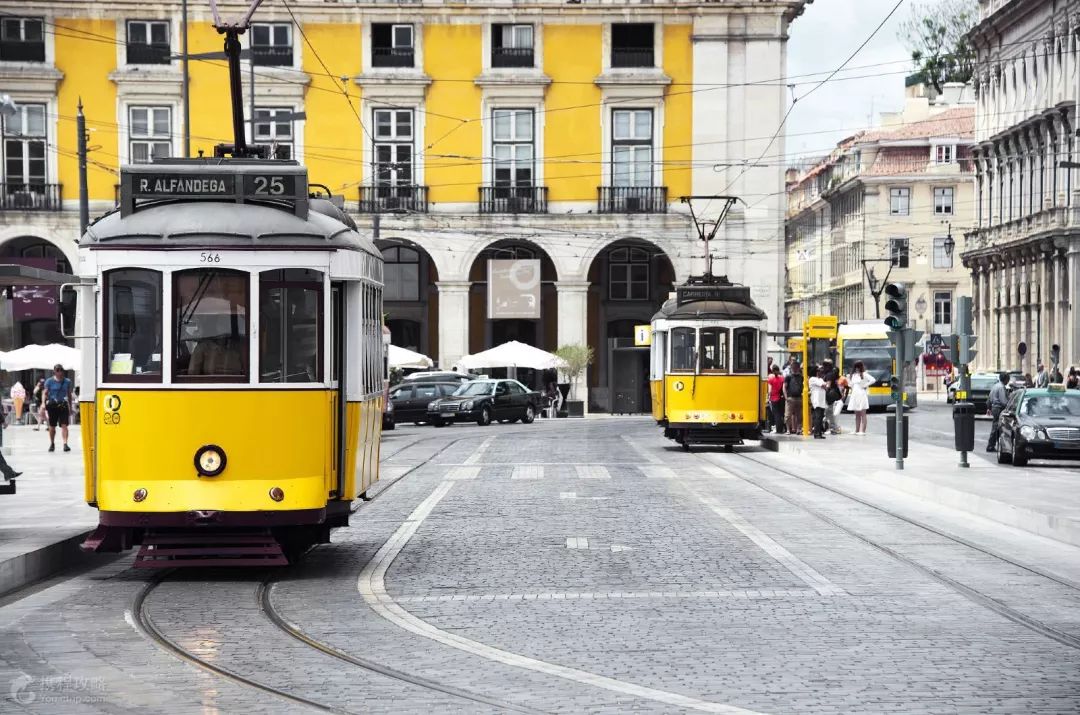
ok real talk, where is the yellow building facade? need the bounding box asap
[0,0,808,412]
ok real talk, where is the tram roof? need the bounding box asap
[653,299,767,322]
[82,199,378,256]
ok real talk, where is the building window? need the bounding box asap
[612,109,652,187]
[372,23,414,68]
[890,238,909,268]
[492,24,533,68]
[608,246,649,301]
[382,246,420,302]
[250,23,292,66]
[173,268,249,382]
[129,106,171,164]
[492,109,534,188]
[253,107,294,159]
[933,236,954,269]
[889,187,910,216]
[3,104,46,188]
[934,145,955,164]
[611,23,653,68]
[104,268,163,381]
[259,269,322,383]
[934,186,954,216]
[0,17,44,62]
[126,20,170,65]
[933,291,952,330]
[373,108,413,187]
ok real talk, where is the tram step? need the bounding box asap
[134,529,288,568]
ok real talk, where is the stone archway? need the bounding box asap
[376,238,439,361]
[0,235,73,350]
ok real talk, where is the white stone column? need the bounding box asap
[435,280,471,370]
[556,280,591,407]
[1069,247,1080,366]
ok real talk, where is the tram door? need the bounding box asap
[331,284,346,497]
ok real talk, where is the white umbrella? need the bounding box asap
[455,341,568,371]
[0,343,80,371]
[388,344,434,370]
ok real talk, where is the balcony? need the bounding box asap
[597,186,667,214]
[372,47,414,68]
[251,45,292,67]
[611,47,653,68]
[0,40,45,63]
[358,185,428,213]
[0,184,62,211]
[126,42,171,65]
[479,185,547,214]
[492,47,533,68]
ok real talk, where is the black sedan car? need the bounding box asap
[996,386,1080,466]
[946,372,998,412]
[389,381,460,425]
[427,379,540,427]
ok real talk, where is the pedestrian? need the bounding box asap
[0,418,21,483]
[43,364,73,453]
[9,381,25,423]
[808,366,828,439]
[1035,363,1049,388]
[784,361,803,434]
[824,368,843,434]
[847,360,872,435]
[985,372,1010,452]
[1052,365,1064,383]
[31,378,45,431]
[767,364,785,434]
[1068,368,1079,390]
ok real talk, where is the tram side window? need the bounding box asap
[733,327,757,373]
[105,269,162,380]
[700,327,728,372]
[670,327,696,372]
[259,269,323,383]
[174,269,249,381]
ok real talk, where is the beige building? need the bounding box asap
[785,86,976,340]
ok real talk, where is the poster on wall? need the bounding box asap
[487,259,541,320]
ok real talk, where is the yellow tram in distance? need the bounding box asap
[649,275,769,450]
[71,160,385,566]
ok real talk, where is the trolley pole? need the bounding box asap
[181,0,190,157]
[77,99,89,235]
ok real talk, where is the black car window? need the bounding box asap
[438,384,458,396]
[456,382,496,396]
[414,385,439,400]
[508,382,527,395]
[1006,390,1022,412]
[391,386,413,400]
[496,382,510,396]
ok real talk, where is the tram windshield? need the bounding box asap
[699,328,727,372]
[105,268,163,380]
[259,269,322,383]
[173,269,249,381]
[670,327,696,372]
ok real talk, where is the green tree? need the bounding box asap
[899,0,979,94]
[554,344,594,400]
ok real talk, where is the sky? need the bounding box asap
[785,0,916,163]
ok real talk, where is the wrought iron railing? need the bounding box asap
[0,183,62,211]
[597,186,667,214]
[492,47,533,68]
[611,47,653,68]
[126,42,171,65]
[372,47,414,68]
[251,45,292,66]
[358,185,428,213]
[479,185,547,214]
[0,40,45,63]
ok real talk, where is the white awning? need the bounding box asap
[0,343,80,371]
[388,344,434,370]
[455,341,568,371]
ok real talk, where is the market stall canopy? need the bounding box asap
[389,344,434,370]
[0,343,80,371]
[455,341,568,371]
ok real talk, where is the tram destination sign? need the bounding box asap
[676,284,751,306]
[131,173,299,199]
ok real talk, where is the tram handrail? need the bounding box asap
[59,282,98,340]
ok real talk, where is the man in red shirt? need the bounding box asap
[767,364,786,434]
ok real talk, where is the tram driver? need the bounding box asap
[186,315,247,377]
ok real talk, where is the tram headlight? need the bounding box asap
[194,445,227,477]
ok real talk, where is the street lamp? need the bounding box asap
[942,221,955,259]
[0,95,16,120]
[915,295,928,318]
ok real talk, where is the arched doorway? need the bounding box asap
[586,239,675,413]
[467,240,557,388]
[377,240,438,361]
[0,236,72,350]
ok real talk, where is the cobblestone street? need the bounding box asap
[3,418,1080,713]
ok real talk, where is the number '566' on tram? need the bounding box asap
[69,160,385,566]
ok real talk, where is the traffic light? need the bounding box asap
[955,296,976,364]
[947,334,960,361]
[884,283,907,331]
[960,334,978,364]
[889,376,901,400]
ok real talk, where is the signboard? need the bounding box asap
[487,259,541,320]
[120,164,309,218]
[804,314,839,338]
[130,173,299,199]
[675,284,751,306]
[930,333,943,349]
[634,325,652,346]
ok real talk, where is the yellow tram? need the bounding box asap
[649,275,769,450]
[71,160,385,565]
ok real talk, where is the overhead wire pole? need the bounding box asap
[76,98,89,234]
[181,0,190,157]
[680,195,741,277]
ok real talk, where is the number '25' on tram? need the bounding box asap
[72,160,385,566]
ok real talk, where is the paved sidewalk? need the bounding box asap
[765,427,1080,547]
[0,424,98,598]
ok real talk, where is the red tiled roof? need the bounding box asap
[857,106,974,144]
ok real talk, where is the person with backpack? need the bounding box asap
[783,361,804,435]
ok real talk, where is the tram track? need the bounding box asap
[696,448,1080,651]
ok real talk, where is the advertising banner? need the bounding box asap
[487,259,541,320]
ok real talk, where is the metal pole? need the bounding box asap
[958,362,970,468]
[181,0,190,157]
[76,99,89,235]
[895,329,904,471]
[249,50,255,148]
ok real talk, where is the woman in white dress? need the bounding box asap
[847,360,872,435]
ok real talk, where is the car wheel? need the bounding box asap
[1012,441,1028,467]
[521,404,535,424]
[383,420,395,431]
[997,438,1012,464]
[477,406,492,426]
[432,418,446,428]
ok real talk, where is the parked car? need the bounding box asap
[389,381,460,425]
[427,379,541,427]
[403,370,475,385]
[946,372,998,412]
[996,385,1080,466]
